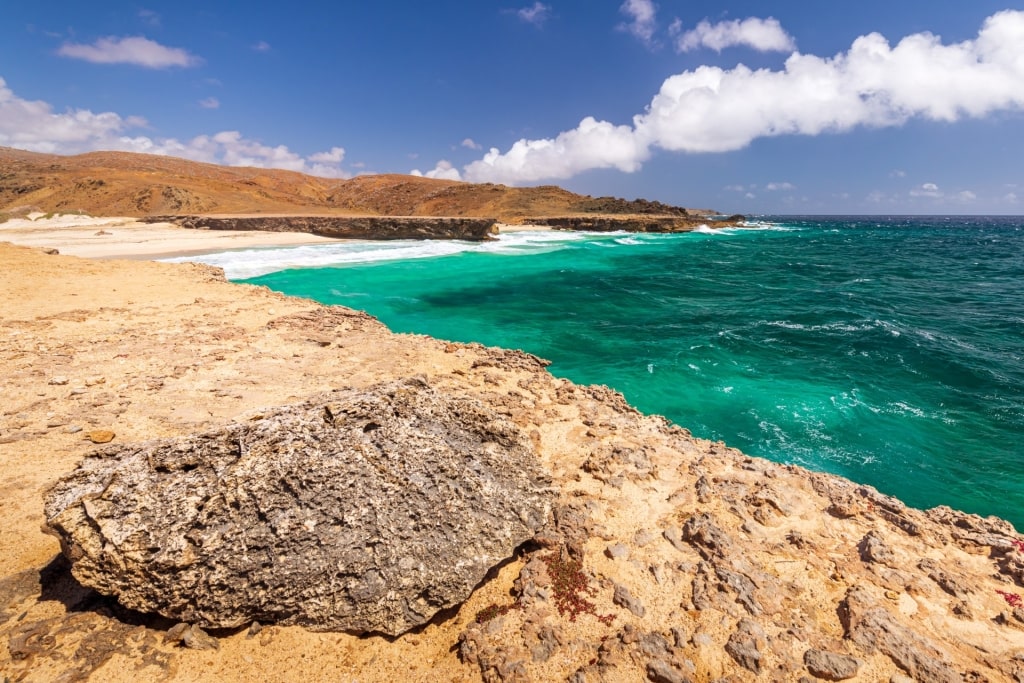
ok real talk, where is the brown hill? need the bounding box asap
[0,147,702,221]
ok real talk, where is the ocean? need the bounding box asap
[173,217,1024,529]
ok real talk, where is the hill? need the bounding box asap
[0,147,705,221]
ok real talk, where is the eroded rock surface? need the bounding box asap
[43,378,552,635]
[146,215,499,241]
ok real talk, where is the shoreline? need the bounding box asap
[0,215,555,261]
[2,229,1024,680]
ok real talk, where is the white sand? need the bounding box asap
[495,222,552,232]
[0,215,339,259]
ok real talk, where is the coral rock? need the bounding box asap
[44,378,552,635]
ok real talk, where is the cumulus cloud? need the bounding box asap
[411,160,462,181]
[252,41,271,52]
[619,0,658,48]
[464,10,1024,184]
[889,169,907,178]
[515,3,551,27]
[198,97,220,109]
[309,147,345,163]
[765,182,795,191]
[675,17,795,53]
[58,36,200,68]
[461,137,482,150]
[465,116,648,184]
[0,78,139,151]
[0,77,349,178]
[910,182,942,197]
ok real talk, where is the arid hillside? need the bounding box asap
[0,147,704,221]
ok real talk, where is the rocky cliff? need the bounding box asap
[2,242,1023,682]
[145,214,499,241]
[533,214,744,233]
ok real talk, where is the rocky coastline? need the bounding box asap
[144,215,500,241]
[3,241,1024,682]
[532,214,745,233]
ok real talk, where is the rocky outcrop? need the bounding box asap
[144,214,499,241]
[43,378,552,635]
[5,243,1024,682]
[530,215,740,233]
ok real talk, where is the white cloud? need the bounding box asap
[464,10,1024,184]
[910,182,942,197]
[198,97,220,109]
[411,160,462,181]
[676,17,795,53]
[619,0,658,48]
[745,192,756,199]
[461,137,482,150]
[889,169,907,178]
[0,77,349,178]
[516,3,551,27]
[309,147,345,163]
[957,190,977,201]
[252,41,271,52]
[1005,192,1019,203]
[57,36,200,68]
[765,181,795,191]
[723,184,746,192]
[464,116,647,184]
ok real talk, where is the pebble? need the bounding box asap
[612,582,646,617]
[48,377,69,386]
[66,426,83,434]
[605,543,630,560]
[86,430,115,444]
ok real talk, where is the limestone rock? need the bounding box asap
[858,530,896,566]
[44,378,552,635]
[725,619,766,673]
[803,648,861,680]
[612,582,645,617]
[646,659,691,683]
[839,586,959,683]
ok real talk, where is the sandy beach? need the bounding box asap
[0,215,551,261]
[0,214,340,260]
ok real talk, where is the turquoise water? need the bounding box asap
[195,217,1024,528]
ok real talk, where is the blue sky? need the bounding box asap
[2,1,1023,214]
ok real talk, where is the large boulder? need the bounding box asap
[44,378,552,635]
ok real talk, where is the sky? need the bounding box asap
[2,1,1024,214]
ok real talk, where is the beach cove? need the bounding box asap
[3,220,1024,681]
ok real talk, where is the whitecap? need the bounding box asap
[162,229,615,279]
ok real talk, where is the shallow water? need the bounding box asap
[204,217,1024,528]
